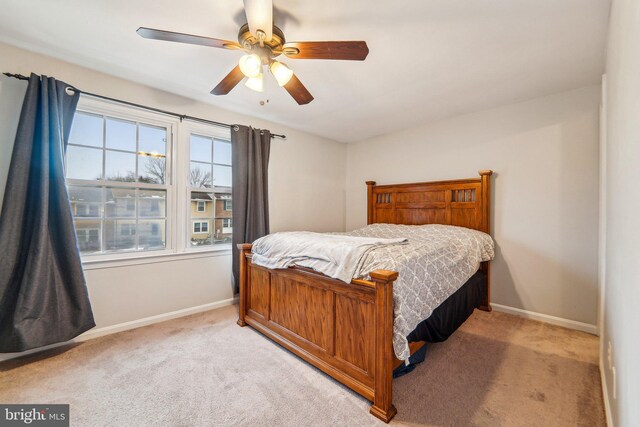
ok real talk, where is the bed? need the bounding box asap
[236,170,493,422]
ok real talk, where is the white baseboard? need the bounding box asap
[599,359,614,426]
[491,303,598,335]
[0,297,237,362]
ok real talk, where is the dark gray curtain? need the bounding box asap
[0,73,95,352]
[231,125,271,294]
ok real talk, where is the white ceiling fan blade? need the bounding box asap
[243,0,273,41]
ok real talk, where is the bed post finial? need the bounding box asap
[366,181,376,225]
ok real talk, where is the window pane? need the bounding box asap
[213,217,233,243]
[213,164,232,187]
[213,140,231,165]
[139,124,166,155]
[191,192,212,215]
[105,188,136,218]
[66,106,178,257]
[105,219,136,252]
[190,135,212,162]
[190,192,212,247]
[190,162,212,188]
[138,220,166,250]
[74,220,102,254]
[191,221,212,246]
[106,118,136,152]
[105,150,136,182]
[139,190,166,218]
[214,194,232,244]
[138,155,165,184]
[66,145,103,180]
[68,186,103,218]
[69,112,103,148]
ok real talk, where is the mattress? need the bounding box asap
[346,223,494,361]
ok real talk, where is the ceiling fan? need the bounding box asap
[136,0,369,105]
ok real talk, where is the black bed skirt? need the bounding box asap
[394,270,487,377]
[407,269,487,344]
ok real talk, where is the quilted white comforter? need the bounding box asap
[347,224,494,361]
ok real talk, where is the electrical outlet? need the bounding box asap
[608,341,612,370]
[612,366,617,400]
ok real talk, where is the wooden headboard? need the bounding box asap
[366,170,493,234]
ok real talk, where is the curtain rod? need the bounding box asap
[2,72,286,140]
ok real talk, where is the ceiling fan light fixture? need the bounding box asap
[270,61,294,87]
[239,53,262,78]
[245,72,264,92]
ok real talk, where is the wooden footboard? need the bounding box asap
[237,243,399,422]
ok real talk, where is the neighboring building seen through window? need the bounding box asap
[189,134,232,247]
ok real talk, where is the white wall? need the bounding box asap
[601,0,640,425]
[0,42,346,332]
[346,86,601,326]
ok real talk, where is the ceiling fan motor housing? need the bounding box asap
[238,23,289,61]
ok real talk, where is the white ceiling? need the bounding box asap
[0,0,610,143]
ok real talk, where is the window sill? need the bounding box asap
[82,245,232,270]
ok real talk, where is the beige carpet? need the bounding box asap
[0,305,604,426]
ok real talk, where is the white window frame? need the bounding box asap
[193,220,210,234]
[180,121,232,253]
[69,98,177,263]
[224,200,232,211]
[70,98,233,269]
[196,200,206,212]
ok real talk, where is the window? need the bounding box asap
[66,105,172,256]
[65,98,232,261]
[76,228,100,253]
[189,134,232,247]
[193,221,209,234]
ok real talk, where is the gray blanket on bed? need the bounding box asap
[251,231,407,283]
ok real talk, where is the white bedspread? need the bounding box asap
[251,231,407,283]
[348,224,494,361]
